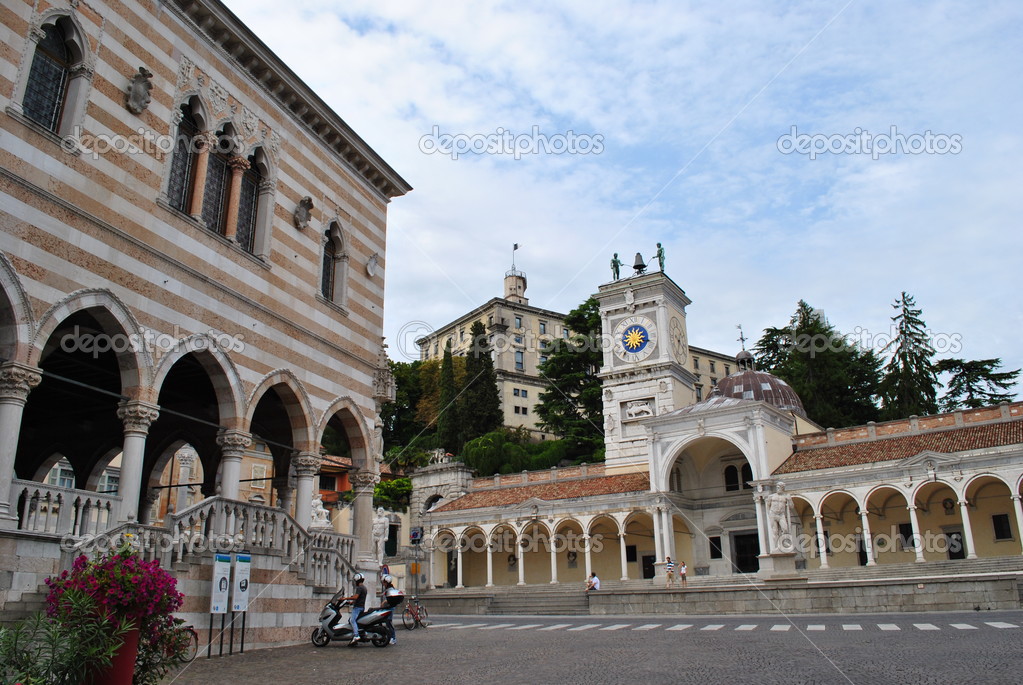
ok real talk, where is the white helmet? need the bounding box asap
[352,572,365,583]
[381,574,394,585]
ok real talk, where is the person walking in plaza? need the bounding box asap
[585,571,600,593]
[379,573,403,645]
[679,560,687,587]
[665,556,676,588]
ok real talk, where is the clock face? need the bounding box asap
[612,315,657,363]
[669,317,688,363]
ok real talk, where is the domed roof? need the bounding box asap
[715,352,807,418]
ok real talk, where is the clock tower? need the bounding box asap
[596,271,697,473]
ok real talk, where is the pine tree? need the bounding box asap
[459,320,502,445]
[878,292,938,419]
[755,300,881,428]
[534,297,604,458]
[436,340,461,453]
[936,358,1020,410]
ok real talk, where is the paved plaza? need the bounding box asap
[163,609,1023,685]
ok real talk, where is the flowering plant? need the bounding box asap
[45,536,183,625]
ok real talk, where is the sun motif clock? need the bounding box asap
[612,315,657,363]
[669,316,687,364]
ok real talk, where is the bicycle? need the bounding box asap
[401,595,429,630]
[173,621,200,663]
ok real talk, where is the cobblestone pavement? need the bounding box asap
[162,609,1023,685]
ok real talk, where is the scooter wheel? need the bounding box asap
[371,633,389,648]
[311,627,330,647]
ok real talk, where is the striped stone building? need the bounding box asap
[0,0,408,645]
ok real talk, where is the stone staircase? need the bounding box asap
[805,556,1023,583]
[0,586,48,628]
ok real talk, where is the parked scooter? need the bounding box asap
[311,592,392,648]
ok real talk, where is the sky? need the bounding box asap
[225,0,1023,398]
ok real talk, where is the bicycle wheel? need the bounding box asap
[180,628,199,662]
[417,604,429,628]
[402,605,416,630]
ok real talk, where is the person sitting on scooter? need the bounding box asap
[379,574,404,645]
[341,573,367,644]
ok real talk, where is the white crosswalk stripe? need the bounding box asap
[633,624,662,631]
[599,624,632,631]
[479,623,514,630]
[433,619,1023,634]
[735,624,757,631]
[913,624,939,631]
[448,623,488,630]
[807,625,825,631]
[878,624,900,631]
[567,624,600,631]
[507,624,543,631]
[430,623,460,628]
[770,624,790,632]
[950,623,977,630]
[539,624,571,631]
[842,624,862,631]
[666,624,693,631]
[701,624,724,631]
[985,622,1018,629]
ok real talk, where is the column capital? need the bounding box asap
[117,399,160,434]
[1011,495,1021,502]
[216,429,251,458]
[228,155,251,172]
[196,130,218,150]
[907,504,918,511]
[292,451,323,477]
[350,470,380,490]
[813,514,824,520]
[0,362,42,402]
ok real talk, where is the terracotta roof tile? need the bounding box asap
[775,418,1023,474]
[433,473,650,512]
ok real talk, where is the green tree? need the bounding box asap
[936,358,1020,410]
[435,340,461,453]
[755,300,881,428]
[458,320,502,445]
[373,477,413,511]
[381,360,427,451]
[878,292,939,419]
[461,429,530,476]
[535,297,604,458]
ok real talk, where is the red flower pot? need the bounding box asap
[85,626,139,685]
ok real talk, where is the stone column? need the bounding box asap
[1011,496,1023,556]
[516,535,526,586]
[292,452,323,531]
[455,541,464,589]
[583,534,592,580]
[618,532,629,580]
[485,541,495,587]
[0,363,41,528]
[958,499,978,560]
[223,155,250,241]
[116,400,160,523]
[188,132,217,220]
[859,509,876,566]
[274,478,295,517]
[652,508,664,564]
[661,508,675,560]
[813,515,830,569]
[754,489,770,554]
[549,541,559,584]
[350,470,379,561]
[216,429,251,501]
[907,505,927,563]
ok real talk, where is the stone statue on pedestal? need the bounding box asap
[372,507,390,562]
[767,482,794,552]
[310,492,331,528]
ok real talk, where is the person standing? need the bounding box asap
[379,574,403,645]
[665,556,676,588]
[679,560,687,587]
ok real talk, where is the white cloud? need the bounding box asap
[226,0,1023,386]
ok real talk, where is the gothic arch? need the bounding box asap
[316,396,372,468]
[152,336,245,427]
[245,368,316,450]
[0,251,34,363]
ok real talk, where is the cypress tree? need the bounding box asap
[459,320,502,445]
[878,292,939,419]
[436,340,461,453]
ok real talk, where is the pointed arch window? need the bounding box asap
[321,222,349,307]
[236,152,263,253]
[167,103,199,212]
[201,134,232,234]
[23,24,72,132]
[321,229,337,299]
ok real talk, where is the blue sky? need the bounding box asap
[226,1,1022,397]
